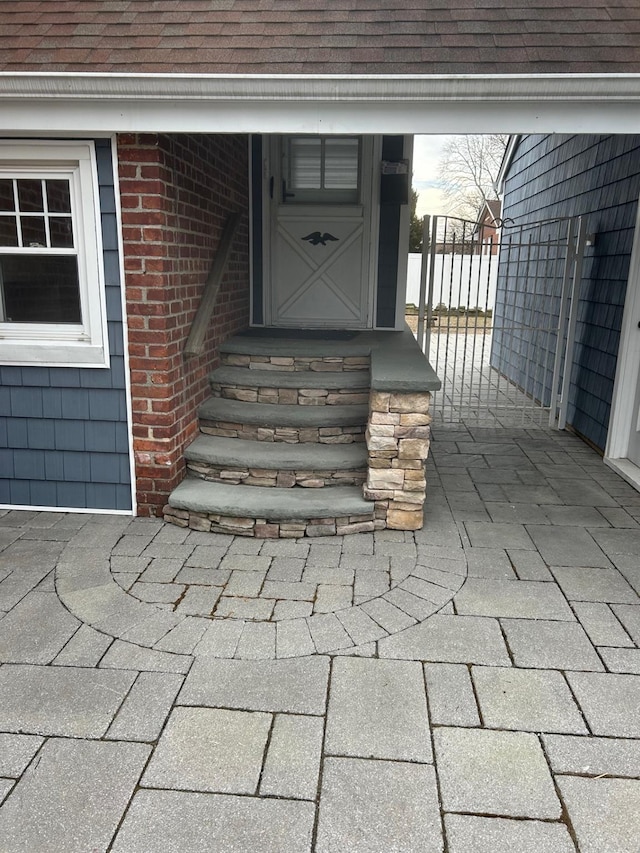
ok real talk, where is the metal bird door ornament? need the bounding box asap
[302,232,339,247]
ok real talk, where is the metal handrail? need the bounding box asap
[183,211,241,357]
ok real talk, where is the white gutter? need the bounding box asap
[496,135,522,195]
[1,72,640,101]
[0,73,639,135]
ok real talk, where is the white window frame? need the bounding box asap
[0,139,109,367]
[283,135,362,205]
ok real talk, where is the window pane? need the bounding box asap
[21,217,47,247]
[17,179,44,212]
[324,138,359,189]
[0,180,15,211]
[0,217,18,247]
[0,255,81,323]
[289,138,322,189]
[46,179,71,213]
[49,217,74,248]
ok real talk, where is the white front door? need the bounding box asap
[267,136,375,328]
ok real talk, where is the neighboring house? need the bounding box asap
[473,200,501,255]
[1,2,640,532]
[493,134,640,489]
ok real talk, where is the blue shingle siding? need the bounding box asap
[0,138,132,511]
[494,134,640,450]
[491,217,574,411]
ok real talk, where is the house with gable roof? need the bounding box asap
[1,1,640,535]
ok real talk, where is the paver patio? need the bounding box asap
[1,423,640,851]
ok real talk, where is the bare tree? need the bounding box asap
[438,135,509,221]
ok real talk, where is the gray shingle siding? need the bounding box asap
[0,137,132,511]
[494,134,640,450]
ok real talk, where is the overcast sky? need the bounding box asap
[412,135,452,217]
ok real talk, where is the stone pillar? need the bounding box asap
[364,391,431,530]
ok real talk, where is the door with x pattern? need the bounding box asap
[269,135,373,328]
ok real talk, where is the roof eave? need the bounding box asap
[1,73,639,136]
[1,72,640,102]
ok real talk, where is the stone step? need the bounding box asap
[198,397,367,444]
[209,365,370,406]
[185,434,367,487]
[165,479,376,537]
[220,333,371,372]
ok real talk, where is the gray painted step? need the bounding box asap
[169,479,373,519]
[185,434,367,470]
[210,365,369,390]
[198,397,367,428]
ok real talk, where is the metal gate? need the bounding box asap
[415,214,586,428]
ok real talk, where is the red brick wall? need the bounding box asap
[118,133,250,515]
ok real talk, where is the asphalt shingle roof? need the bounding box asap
[1,0,639,75]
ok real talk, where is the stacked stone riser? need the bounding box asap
[210,384,369,406]
[163,506,376,537]
[186,462,367,488]
[222,353,370,372]
[200,422,366,443]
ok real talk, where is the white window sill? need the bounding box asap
[0,340,109,368]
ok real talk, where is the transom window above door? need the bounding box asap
[284,136,361,204]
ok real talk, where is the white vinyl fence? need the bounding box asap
[406,252,498,312]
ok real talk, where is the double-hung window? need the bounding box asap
[0,140,108,366]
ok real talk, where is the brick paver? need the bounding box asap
[1,425,639,850]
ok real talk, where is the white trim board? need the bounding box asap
[0,503,133,516]
[604,457,640,494]
[605,188,640,466]
[1,73,640,135]
[110,133,138,518]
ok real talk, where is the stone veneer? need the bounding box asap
[186,462,366,488]
[162,507,376,537]
[200,422,366,444]
[222,353,370,371]
[211,385,369,406]
[363,390,431,531]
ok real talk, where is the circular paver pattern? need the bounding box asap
[55,517,467,658]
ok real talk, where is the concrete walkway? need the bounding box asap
[1,425,639,852]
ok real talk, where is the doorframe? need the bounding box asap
[604,188,640,488]
[261,134,378,329]
[392,135,413,331]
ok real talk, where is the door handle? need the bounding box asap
[269,176,274,199]
[282,180,295,202]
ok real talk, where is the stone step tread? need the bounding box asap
[210,365,369,390]
[220,332,371,359]
[185,434,368,470]
[198,397,368,428]
[168,479,373,520]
